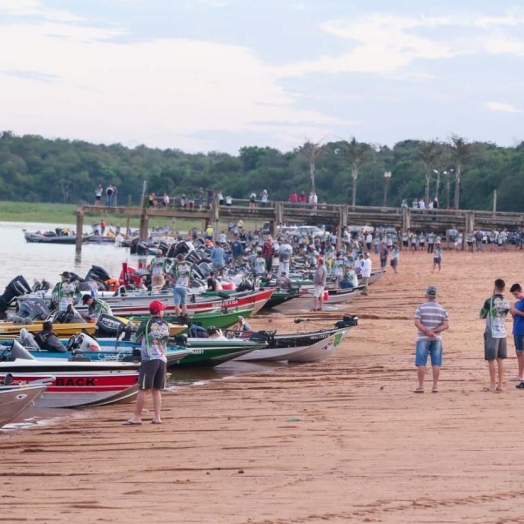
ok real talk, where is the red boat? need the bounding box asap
[0,370,138,409]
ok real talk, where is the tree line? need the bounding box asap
[0,130,522,212]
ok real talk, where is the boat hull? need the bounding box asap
[0,371,139,409]
[0,384,49,427]
[234,327,349,363]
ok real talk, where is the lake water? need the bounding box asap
[0,221,138,289]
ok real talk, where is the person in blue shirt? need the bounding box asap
[230,237,243,266]
[510,283,524,384]
[210,242,225,271]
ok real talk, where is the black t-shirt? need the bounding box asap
[207,278,217,291]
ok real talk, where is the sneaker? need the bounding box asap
[516,382,524,389]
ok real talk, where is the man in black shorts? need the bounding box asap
[125,300,169,425]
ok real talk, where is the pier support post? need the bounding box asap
[75,207,84,254]
[402,208,411,233]
[139,212,149,240]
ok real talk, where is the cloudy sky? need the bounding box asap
[1,0,523,153]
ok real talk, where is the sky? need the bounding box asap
[1,0,523,154]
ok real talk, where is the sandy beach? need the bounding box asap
[2,248,524,523]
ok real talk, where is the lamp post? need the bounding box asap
[444,169,453,209]
[433,169,441,202]
[383,171,392,207]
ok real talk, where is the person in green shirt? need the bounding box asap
[81,295,113,322]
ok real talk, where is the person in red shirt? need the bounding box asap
[262,237,275,273]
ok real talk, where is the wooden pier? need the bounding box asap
[75,199,524,252]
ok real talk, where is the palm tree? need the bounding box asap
[418,140,442,206]
[335,137,373,209]
[297,140,327,194]
[448,135,471,209]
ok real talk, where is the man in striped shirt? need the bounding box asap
[414,286,450,393]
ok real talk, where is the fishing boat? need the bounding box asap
[128,308,255,332]
[232,316,357,363]
[93,336,266,367]
[273,286,363,313]
[1,371,139,409]
[0,382,50,427]
[19,331,191,368]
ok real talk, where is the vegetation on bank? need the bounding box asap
[1,131,523,212]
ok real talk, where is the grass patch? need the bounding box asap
[0,201,263,232]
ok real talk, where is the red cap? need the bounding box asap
[149,300,167,314]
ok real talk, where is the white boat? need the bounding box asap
[0,383,50,427]
[234,325,352,363]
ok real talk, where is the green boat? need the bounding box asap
[128,308,254,332]
[175,337,267,367]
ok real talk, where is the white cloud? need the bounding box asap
[0,17,342,152]
[0,0,81,22]
[277,12,524,78]
[485,101,521,113]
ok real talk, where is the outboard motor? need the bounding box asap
[170,240,194,258]
[19,328,40,350]
[16,297,50,321]
[95,313,128,338]
[157,241,170,255]
[136,241,149,256]
[0,276,32,317]
[190,264,205,280]
[85,265,111,283]
[130,237,140,255]
[185,249,201,265]
[197,262,212,278]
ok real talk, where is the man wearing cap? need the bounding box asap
[51,272,81,312]
[168,254,192,317]
[150,250,166,292]
[125,300,169,425]
[360,252,372,295]
[81,295,112,323]
[414,286,450,393]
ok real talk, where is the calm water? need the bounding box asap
[0,221,138,289]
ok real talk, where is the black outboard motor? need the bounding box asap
[197,262,212,278]
[130,237,140,255]
[95,314,128,338]
[136,241,149,256]
[0,276,31,317]
[190,264,205,280]
[157,241,170,255]
[85,265,111,283]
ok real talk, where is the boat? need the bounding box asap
[232,317,357,363]
[0,382,50,427]
[128,308,255,332]
[0,340,141,372]
[23,231,78,244]
[86,289,275,317]
[273,286,363,313]
[93,336,266,367]
[0,309,188,340]
[19,331,191,368]
[1,371,139,409]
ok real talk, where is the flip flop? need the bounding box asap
[482,387,496,392]
[151,421,163,424]
[432,388,438,393]
[414,388,424,393]
[123,420,142,425]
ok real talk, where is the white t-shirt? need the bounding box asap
[361,258,372,278]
